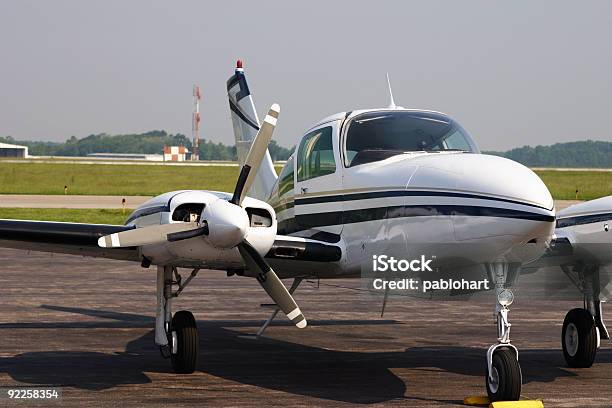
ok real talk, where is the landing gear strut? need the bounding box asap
[561,264,608,367]
[485,262,522,402]
[238,278,304,339]
[155,265,200,373]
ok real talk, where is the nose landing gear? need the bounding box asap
[485,262,522,402]
[170,310,199,374]
[155,265,200,374]
[486,347,521,402]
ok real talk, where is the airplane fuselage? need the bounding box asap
[126,109,556,280]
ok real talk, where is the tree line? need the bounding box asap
[2,133,610,166]
[484,140,612,168]
[0,130,295,161]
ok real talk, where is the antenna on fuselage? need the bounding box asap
[386,73,396,109]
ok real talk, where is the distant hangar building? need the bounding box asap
[163,145,189,162]
[0,142,28,158]
[87,153,163,161]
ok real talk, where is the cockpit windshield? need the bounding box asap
[344,111,479,167]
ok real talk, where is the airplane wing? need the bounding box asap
[526,196,612,271]
[0,219,140,261]
[522,196,612,316]
[0,218,343,265]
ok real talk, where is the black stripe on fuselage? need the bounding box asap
[557,212,612,228]
[278,204,555,234]
[295,190,553,211]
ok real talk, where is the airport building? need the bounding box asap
[87,153,163,161]
[0,142,28,158]
[163,145,189,161]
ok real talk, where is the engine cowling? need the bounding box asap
[138,191,277,268]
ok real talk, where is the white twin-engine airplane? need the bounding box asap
[0,61,610,402]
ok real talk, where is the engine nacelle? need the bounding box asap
[134,190,277,268]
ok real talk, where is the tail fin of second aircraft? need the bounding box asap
[227,60,278,202]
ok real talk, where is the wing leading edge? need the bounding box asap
[0,220,344,266]
[0,219,139,261]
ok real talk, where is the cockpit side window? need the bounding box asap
[297,126,336,181]
[344,111,478,167]
[278,155,295,197]
[437,129,473,151]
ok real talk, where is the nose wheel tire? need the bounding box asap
[562,308,597,368]
[486,348,522,402]
[170,310,199,374]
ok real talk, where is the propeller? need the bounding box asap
[238,240,306,328]
[231,103,279,206]
[97,104,306,328]
[98,221,206,248]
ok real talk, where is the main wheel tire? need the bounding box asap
[486,348,522,402]
[562,308,597,368]
[170,310,199,374]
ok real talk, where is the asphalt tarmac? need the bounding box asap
[1,248,611,407]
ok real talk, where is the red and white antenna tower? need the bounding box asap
[192,85,202,161]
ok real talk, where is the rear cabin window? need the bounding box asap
[297,126,336,182]
[278,155,295,197]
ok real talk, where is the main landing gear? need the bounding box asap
[561,264,609,368]
[156,265,200,373]
[562,308,598,367]
[485,262,522,402]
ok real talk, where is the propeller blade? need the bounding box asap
[230,103,280,206]
[98,222,200,248]
[237,240,306,328]
[167,222,209,242]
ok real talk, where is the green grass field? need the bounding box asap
[0,163,610,225]
[0,162,248,196]
[0,162,609,199]
[534,170,612,200]
[0,208,127,224]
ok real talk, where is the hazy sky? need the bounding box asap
[1,1,611,151]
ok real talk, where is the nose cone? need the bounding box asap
[408,153,555,246]
[409,153,554,211]
[203,199,249,248]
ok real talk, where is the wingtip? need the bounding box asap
[296,319,307,329]
[270,103,280,113]
[97,236,107,248]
